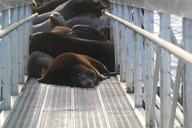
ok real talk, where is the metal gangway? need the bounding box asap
[0,0,192,128]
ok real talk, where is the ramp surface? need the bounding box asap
[6,77,142,128]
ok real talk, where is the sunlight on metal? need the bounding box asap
[102,10,192,65]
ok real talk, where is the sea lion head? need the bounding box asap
[49,12,66,27]
[72,65,98,88]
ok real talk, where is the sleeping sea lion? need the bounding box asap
[34,0,69,14]
[51,26,72,35]
[98,26,110,41]
[27,51,54,78]
[68,25,108,41]
[38,52,110,88]
[29,32,115,71]
[33,0,105,25]
[66,13,105,28]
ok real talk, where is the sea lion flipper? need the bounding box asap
[88,57,109,74]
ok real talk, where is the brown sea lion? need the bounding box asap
[38,52,110,87]
[33,0,105,25]
[66,13,105,28]
[34,0,69,14]
[51,26,72,35]
[67,25,108,41]
[98,26,110,41]
[27,51,54,78]
[32,0,51,8]
[32,12,66,33]
[29,32,115,71]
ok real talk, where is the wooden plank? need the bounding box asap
[115,3,120,71]
[1,9,11,110]
[183,18,192,128]
[117,4,126,82]
[99,78,143,128]
[23,5,32,75]
[159,13,171,128]
[112,3,120,71]
[10,7,19,96]
[168,61,183,128]
[23,5,28,75]
[143,9,155,128]
[36,85,49,128]
[18,6,25,84]
[97,87,111,128]
[123,5,134,92]
[152,47,161,126]
[133,7,143,107]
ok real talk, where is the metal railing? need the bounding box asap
[103,2,192,128]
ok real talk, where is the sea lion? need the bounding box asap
[34,0,69,14]
[68,25,108,41]
[29,32,115,71]
[33,0,105,25]
[98,26,110,41]
[66,13,105,28]
[51,26,72,35]
[38,52,110,87]
[27,51,54,78]
[32,12,66,33]
[32,0,51,8]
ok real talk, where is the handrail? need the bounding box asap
[102,10,192,64]
[0,13,38,38]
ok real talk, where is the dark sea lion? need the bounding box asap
[98,26,110,41]
[33,12,51,25]
[29,32,115,71]
[51,26,72,35]
[33,0,51,8]
[27,51,54,78]
[33,0,105,25]
[32,12,66,33]
[34,0,69,14]
[38,52,110,87]
[66,13,105,28]
[68,25,108,41]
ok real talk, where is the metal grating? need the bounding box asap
[6,79,47,128]
[99,77,142,128]
[5,77,142,128]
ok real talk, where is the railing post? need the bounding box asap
[117,4,126,82]
[10,7,20,96]
[0,12,2,102]
[123,5,134,92]
[1,9,11,110]
[159,13,171,128]
[133,8,143,107]
[24,4,32,76]
[183,18,192,128]
[143,9,155,127]
[168,60,183,128]
[18,6,25,84]
[111,3,120,71]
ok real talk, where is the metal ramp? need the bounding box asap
[5,77,142,128]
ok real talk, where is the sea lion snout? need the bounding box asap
[72,65,98,88]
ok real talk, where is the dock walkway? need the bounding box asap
[5,77,142,128]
